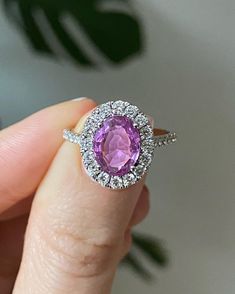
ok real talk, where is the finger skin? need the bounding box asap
[0,98,96,215]
[13,110,147,294]
[129,185,150,227]
[0,215,28,294]
[0,187,149,293]
[0,196,33,221]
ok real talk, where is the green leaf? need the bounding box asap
[122,252,153,281]
[2,0,143,66]
[3,0,54,54]
[122,232,169,280]
[132,232,169,267]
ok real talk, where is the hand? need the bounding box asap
[0,98,150,294]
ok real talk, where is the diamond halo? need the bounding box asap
[79,100,155,189]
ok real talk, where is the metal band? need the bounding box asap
[63,128,177,148]
[63,129,81,145]
[153,129,177,147]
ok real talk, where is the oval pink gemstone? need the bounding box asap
[93,115,141,176]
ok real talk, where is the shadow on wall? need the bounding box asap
[2,0,143,66]
[139,1,234,243]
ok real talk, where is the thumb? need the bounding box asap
[13,107,147,294]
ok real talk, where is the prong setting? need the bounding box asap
[79,100,155,189]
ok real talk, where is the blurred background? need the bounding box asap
[0,0,235,293]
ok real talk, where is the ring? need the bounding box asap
[63,100,177,189]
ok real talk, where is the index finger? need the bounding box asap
[0,98,96,215]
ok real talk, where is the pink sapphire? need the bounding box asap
[93,115,141,176]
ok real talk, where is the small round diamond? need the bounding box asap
[112,100,129,115]
[86,162,100,178]
[124,104,139,118]
[63,129,69,139]
[134,113,149,128]
[80,138,93,153]
[98,103,112,118]
[97,172,110,187]
[123,173,137,187]
[138,153,152,167]
[83,151,95,165]
[109,176,124,189]
[112,100,124,108]
[132,164,146,179]
[83,123,96,135]
[140,125,153,139]
[141,138,155,155]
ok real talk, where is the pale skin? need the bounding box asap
[0,98,150,294]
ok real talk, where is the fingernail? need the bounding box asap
[147,115,154,128]
[72,97,87,101]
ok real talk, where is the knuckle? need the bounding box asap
[36,220,121,278]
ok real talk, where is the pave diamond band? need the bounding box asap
[153,129,177,147]
[63,129,177,147]
[63,100,177,189]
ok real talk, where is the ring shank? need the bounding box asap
[153,128,177,147]
[63,128,176,148]
[153,128,169,136]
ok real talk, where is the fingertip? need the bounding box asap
[70,97,96,108]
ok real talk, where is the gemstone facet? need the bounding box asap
[93,115,141,176]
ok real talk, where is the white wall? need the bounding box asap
[0,1,235,293]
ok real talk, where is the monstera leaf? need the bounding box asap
[123,232,168,280]
[3,0,143,66]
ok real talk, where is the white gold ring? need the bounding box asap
[63,100,177,189]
